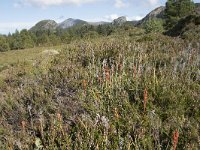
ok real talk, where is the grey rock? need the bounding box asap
[112,16,127,26]
[30,20,58,31]
[58,18,87,29]
[194,3,200,14]
[137,6,165,26]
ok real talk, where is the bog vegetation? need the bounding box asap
[0,0,199,149]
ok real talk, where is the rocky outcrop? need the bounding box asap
[30,20,58,32]
[136,6,165,26]
[194,3,200,14]
[112,16,127,26]
[58,18,87,29]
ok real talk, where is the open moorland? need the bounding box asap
[0,1,200,149]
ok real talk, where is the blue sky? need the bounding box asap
[0,0,199,34]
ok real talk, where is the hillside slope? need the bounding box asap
[30,20,58,32]
[166,14,200,40]
[0,31,199,149]
[58,18,88,29]
[136,6,165,26]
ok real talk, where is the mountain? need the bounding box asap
[30,20,58,32]
[136,3,200,26]
[112,16,127,26]
[23,3,200,33]
[58,18,87,29]
[127,21,138,26]
[194,3,200,14]
[196,3,200,7]
[136,6,165,26]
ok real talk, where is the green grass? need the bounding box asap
[0,45,63,89]
[0,31,199,149]
[0,45,63,66]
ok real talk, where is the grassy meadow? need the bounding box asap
[0,46,63,86]
[0,29,199,149]
[0,45,64,67]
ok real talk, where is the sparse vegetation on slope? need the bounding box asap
[0,29,199,149]
[0,1,200,149]
[166,14,200,41]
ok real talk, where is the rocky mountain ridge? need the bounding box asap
[30,16,129,31]
[30,20,58,31]
[58,18,87,29]
[30,3,200,32]
[112,16,127,26]
[136,6,165,26]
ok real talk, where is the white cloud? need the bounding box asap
[55,16,66,22]
[114,0,129,8]
[104,14,119,21]
[147,0,159,6]
[0,22,36,34]
[127,16,143,21]
[15,0,161,8]
[16,0,100,7]
[104,14,143,22]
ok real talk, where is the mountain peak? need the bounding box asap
[136,6,165,26]
[66,18,76,21]
[58,18,87,29]
[30,20,58,32]
[112,16,127,26]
